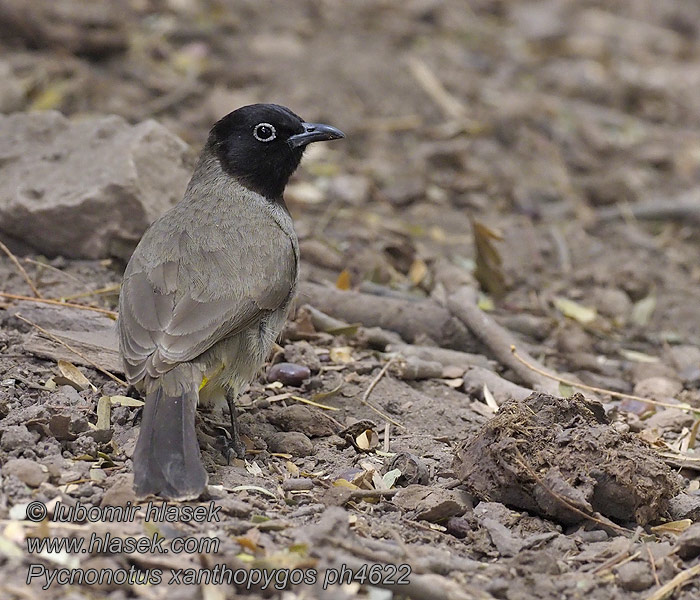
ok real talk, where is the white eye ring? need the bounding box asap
[253,122,276,142]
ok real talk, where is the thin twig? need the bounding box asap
[0,240,42,298]
[406,56,467,120]
[15,314,127,387]
[448,287,560,394]
[511,345,698,412]
[361,356,405,429]
[362,356,396,404]
[59,284,121,302]
[0,291,118,317]
[290,395,340,411]
[24,257,85,284]
[645,544,660,588]
[593,550,640,575]
[645,562,700,600]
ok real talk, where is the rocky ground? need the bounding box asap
[2,1,700,599]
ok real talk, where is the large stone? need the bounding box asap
[0,111,190,259]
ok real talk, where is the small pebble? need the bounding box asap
[267,362,311,386]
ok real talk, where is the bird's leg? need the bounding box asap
[225,390,246,462]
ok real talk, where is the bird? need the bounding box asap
[117,104,344,500]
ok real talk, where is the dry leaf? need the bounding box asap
[109,395,144,407]
[236,535,260,553]
[333,478,360,490]
[355,429,379,451]
[619,349,659,363]
[382,468,401,488]
[472,219,505,297]
[58,360,96,391]
[336,269,351,290]
[30,83,67,111]
[330,346,354,363]
[559,382,575,397]
[477,293,495,311]
[326,324,360,336]
[245,461,264,477]
[408,258,428,286]
[483,384,499,412]
[650,519,692,534]
[553,297,597,324]
[632,294,656,327]
[229,485,277,498]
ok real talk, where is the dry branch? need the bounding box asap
[299,282,477,352]
[447,286,559,394]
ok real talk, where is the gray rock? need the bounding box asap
[100,474,137,508]
[267,431,314,457]
[392,484,472,522]
[3,458,49,487]
[0,111,190,259]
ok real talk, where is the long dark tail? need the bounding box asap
[132,373,207,500]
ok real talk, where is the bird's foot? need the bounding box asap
[225,392,246,464]
[224,436,246,464]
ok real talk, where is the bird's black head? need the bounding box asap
[209,103,344,201]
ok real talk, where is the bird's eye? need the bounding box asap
[253,123,276,142]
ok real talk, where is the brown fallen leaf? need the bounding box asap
[58,360,96,391]
[472,219,505,297]
[336,269,351,290]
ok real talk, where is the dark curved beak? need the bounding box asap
[288,122,345,149]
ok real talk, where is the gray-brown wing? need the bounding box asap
[118,221,296,383]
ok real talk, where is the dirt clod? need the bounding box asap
[454,392,682,525]
[267,404,340,438]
